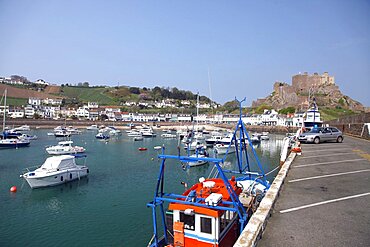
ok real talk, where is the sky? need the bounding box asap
[0,0,369,106]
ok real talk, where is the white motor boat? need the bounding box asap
[133,136,143,141]
[95,132,110,139]
[11,125,31,132]
[214,143,236,155]
[141,127,157,137]
[187,147,209,167]
[66,126,81,135]
[20,155,89,189]
[250,133,261,144]
[20,133,38,140]
[107,126,121,136]
[46,141,86,155]
[184,141,205,151]
[261,132,270,140]
[54,130,71,137]
[127,130,142,137]
[161,133,177,138]
[205,134,223,147]
[86,124,99,130]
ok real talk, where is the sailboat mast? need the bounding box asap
[2,89,7,132]
[196,93,199,131]
[207,67,213,113]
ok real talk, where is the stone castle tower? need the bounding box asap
[292,72,335,91]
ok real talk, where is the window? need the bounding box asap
[180,212,195,231]
[331,128,339,132]
[200,217,212,234]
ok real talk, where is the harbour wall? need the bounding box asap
[324,112,370,140]
[234,152,297,247]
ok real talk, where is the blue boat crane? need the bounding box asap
[147,98,270,247]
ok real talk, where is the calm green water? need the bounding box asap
[0,129,284,246]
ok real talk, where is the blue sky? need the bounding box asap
[0,0,369,106]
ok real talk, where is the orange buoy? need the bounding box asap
[138,147,147,151]
[291,147,302,153]
[10,186,17,193]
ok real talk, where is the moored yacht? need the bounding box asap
[46,141,86,155]
[20,155,89,189]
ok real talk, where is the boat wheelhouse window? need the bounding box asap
[180,212,195,231]
[200,217,212,234]
[61,176,63,181]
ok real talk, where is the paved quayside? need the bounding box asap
[257,136,370,247]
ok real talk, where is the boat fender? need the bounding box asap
[10,186,17,193]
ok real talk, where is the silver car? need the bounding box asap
[298,127,343,144]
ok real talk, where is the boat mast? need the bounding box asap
[2,89,6,132]
[196,93,199,132]
[207,67,213,114]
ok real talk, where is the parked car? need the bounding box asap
[298,127,343,144]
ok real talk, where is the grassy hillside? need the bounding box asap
[61,86,118,105]
[320,107,356,121]
[4,97,28,106]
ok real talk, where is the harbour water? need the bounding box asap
[0,129,285,246]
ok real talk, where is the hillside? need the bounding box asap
[0,84,62,100]
[1,83,212,109]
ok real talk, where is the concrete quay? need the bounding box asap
[257,136,370,247]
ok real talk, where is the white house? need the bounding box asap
[24,105,35,118]
[88,102,99,108]
[29,97,42,106]
[242,114,262,125]
[42,106,60,119]
[76,106,90,119]
[8,108,24,118]
[43,98,63,105]
[34,79,49,86]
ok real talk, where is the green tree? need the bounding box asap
[278,106,296,115]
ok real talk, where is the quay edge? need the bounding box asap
[234,152,298,247]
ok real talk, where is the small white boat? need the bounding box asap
[261,132,270,140]
[20,155,89,189]
[161,133,177,138]
[133,136,143,141]
[107,126,121,136]
[127,130,142,137]
[54,130,71,137]
[95,132,110,139]
[66,126,81,135]
[12,125,31,132]
[205,134,223,147]
[187,147,209,167]
[184,141,205,151]
[46,141,86,155]
[250,133,261,143]
[86,124,99,130]
[20,133,38,140]
[140,127,157,137]
[214,143,236,155]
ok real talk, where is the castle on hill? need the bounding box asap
[252,72,364,112]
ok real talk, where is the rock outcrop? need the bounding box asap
[252,72,364,111]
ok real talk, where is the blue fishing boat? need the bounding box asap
[147,98,270,247]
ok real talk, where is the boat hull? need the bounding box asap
[23,167,89,189]
[0,140,30,148]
